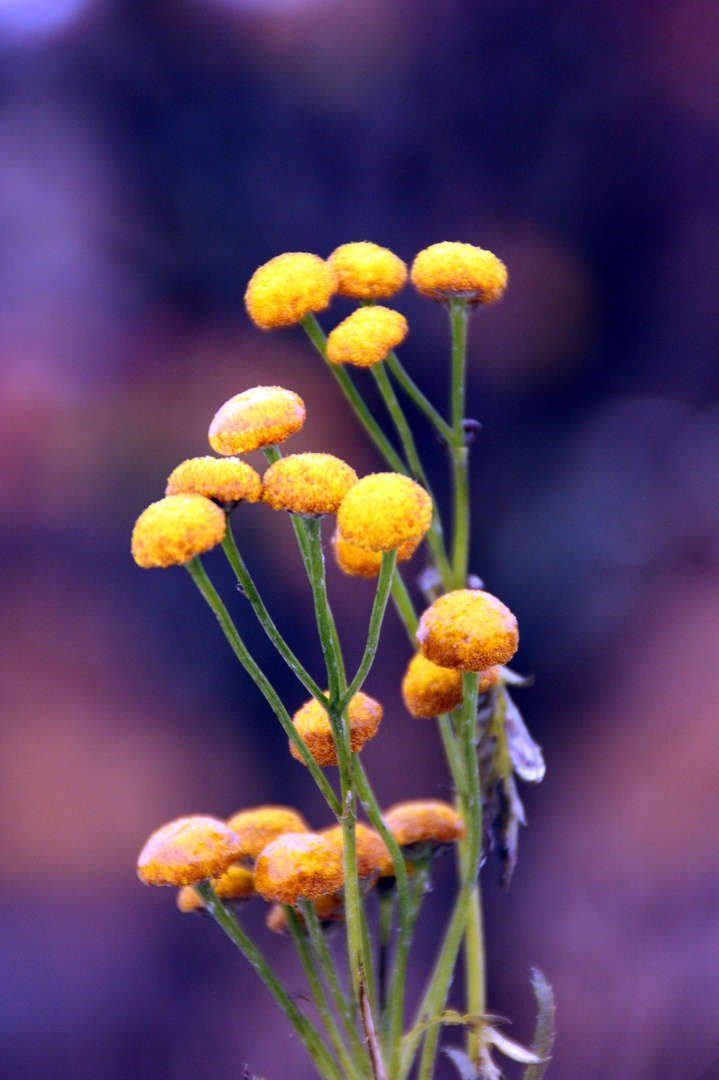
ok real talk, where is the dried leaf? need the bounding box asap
[503,690,545,783]
[443,1047,479,1080]
[522,969,555,1080]
[486,1027,543,1065]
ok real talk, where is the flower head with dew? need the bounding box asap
[253,833,344,905]
[137,816,243,887]
[165,457,262,507]
[416,588,518,672]
[327,242,407,300]
[262,453,358,517]
[330,526,421,579]
[402,653,501,719]
[337,472,432,552]
[320,822,391,885]
[245,253,337,329]
[177,864,255,914]
[131,494,226,568]
[289,691,383,766]
[225,805,310,867]
[384,799,466,861]
[326,307,408,368]
[209,386,305,455]
[411,242,507,305]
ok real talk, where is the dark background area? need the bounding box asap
[1,2,719,1079]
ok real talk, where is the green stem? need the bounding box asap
[303,517,344,703]
[195,883,343,1080]
[342,549,396,707]
[390,571,418,646]
[448,298,471,590]
[449,299,469,435]
[377,887,395,1018]
[385,352,455,445]
[184,557,341,817]
[222,523,328,705]
[385,858,432,1080]
[464,885,486,1065]
[301,314,407,475]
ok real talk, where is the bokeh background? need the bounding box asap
[2,1,719,1078]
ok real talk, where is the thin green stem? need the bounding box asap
[448,298,471,590]
[301,313,407,475]
[195,883,343,1080]
[303,517,344,703]
[464,885,486,1064]
[185,557,341,816]
[449,299,469,435]
[342,549,396,707]
[385,858,432,1080]
[390,571,418,646]
[377,887,395,1018]
[385,351,455,445]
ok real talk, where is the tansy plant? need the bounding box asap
[134,241,555,1080]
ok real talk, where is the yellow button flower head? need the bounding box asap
[137,815,243,887]
[177,863,255,913]
[320,822,391,883]
[411,242,507,305]
[416,589,519,672]
[326,306,408,368]
[289,691,383,766]
[337,472,432,552]
[330,526,420,579]
[265,892,344,934]
[245,253,337,329]
[253,833,344,905]
[165,457,263,506]
[401,653,501,718]
[225,805,310,867]
[262,453,358,516]
[131,494,226,568]
[384,799,466,858]
[209,386,306,455]
[327,242,407,300]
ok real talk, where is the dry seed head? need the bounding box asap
[262,453,358,516]
[290,691,383,766]
[131,494,226,568]
[209,386,305,455]
[253,833,344,905]
[416,589,519,672]
[137,815,243,887]
[320,822,391,882]
[337,473,432,553]
[330,526,421,578]
[225,805,310,866]
[326,306,408,368]
[165,456,263,505]
[384,799,466,852]
[401,653,501,718]
[411,242,507,305]
[327,242,407,300]
[176,864,255,913]
[245,252,337,329]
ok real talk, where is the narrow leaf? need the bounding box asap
[486,1027,543,1065]
[522,969,555,1080]
[443,1047,479,1080]
[504,689,546,783]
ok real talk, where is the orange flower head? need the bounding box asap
[411,242,507,305]
[209,386,306,456]
[326,307,408,368]
[384,799,465,859]
[289,691,383,767]
[225,805,310,866]
[401,654,501,718]
[337,473,432,553]
[327,242,407,300]
[253,833,344,905]
[245,253,337,329]
[262,453,358,517]
[137,815,243,887]
[131,494,226,568]
[320,822,391,883]
[265,892,344,934]
[165,457,262,506]
[176,863,255,913]
[330,526,421,579]
[416,589,518,672]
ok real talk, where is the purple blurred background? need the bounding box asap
[2,1,719,1078]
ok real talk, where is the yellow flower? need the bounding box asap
[225,805,310,867]
[326,306,408,368]
[290,691,383,767]
[327,242,407,300]
[262,453,358,516]
[131,494,226,568]
[165,456,263,506]
[176,864,255,913]
[401,653,501,718]
[384,799,465,856]
[253,833,344,905]
[330,526,421,579]
[411,242,507,305]
[137,815,243,887]
[265,892,344,934]
[320,822,391,883]
[416,589,518,672]
[337,472,432,552]
[209,386,305,455]
[245,253,337,329]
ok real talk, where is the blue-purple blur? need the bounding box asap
[1,2,718,1079]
